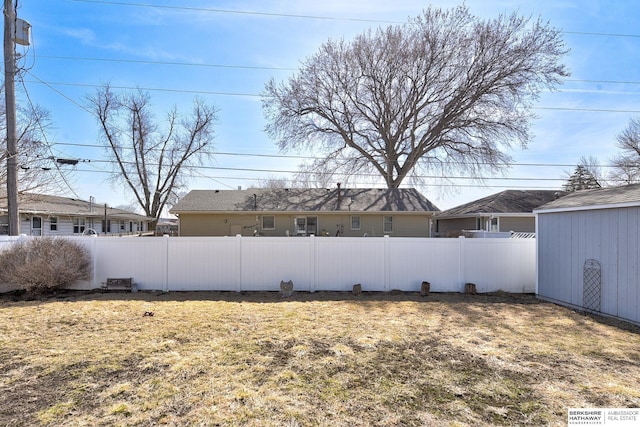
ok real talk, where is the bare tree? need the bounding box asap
[88,85,217,229]
[255,175,290,189]
[609,117,640,185]
[255,164,336,189]
[262,5,568,188]
[0,92,59,202]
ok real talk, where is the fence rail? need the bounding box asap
[0,235,536,293]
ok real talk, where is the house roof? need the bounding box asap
[170,188,439,214]
[0,193,153,220]
[535,183,640,213]
[436,190,563,217]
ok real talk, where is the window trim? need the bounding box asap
[49,216,58,232]
[73,217,86,234]
[350,215,361,231]
[262,215,276,230]
[383,215,393,234]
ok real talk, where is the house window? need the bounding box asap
[120,221,125,232]
[73,218,86,234]
[383,216,393,233]
[294,216,317,236]
[351,215,361,230]
[262,215,275,230]
[50,217,58,232]
[102,219,111,233]
[490,217,498,232]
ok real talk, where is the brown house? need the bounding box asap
[433,190,564,237]
[170,187,439,237]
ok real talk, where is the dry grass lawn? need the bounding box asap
[1,291,639,426]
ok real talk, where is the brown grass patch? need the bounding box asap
[1,291,639,426]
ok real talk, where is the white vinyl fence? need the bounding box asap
[0,236,536,293]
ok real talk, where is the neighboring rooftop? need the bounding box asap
[436,190,564,217]
[0,193,151,219]
[535,183,640,212]
[170,188,439,213]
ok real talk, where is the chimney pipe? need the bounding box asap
[337,183,342,206]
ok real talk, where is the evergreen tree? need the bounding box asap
[563,165,602,192]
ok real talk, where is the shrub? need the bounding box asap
[0,237,91,293]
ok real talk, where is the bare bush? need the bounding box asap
[0,237,91,292]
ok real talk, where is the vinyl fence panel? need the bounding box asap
[463,239,537,293]
[96,237,168,290]
[387,238,461,292]
[0,236,536,293]
[167,237,241,291]
[0,236,21,252]
[240,237,313,291]
[314,237,386,291]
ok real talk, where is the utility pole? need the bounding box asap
[4,0,18,235]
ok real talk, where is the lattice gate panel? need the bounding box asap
[583,259,601,312]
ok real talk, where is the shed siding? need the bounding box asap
[537,206,640,325]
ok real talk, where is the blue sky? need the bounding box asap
[13,0,640,211]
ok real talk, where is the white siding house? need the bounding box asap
[0,193,152,236]
[535,184,640,326]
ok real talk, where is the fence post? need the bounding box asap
[235,234,242,292]
[87,235,98,289]
[309,235,316,293]
[458,236,466,292]
[164,235,170,292]
[384,235,391,292]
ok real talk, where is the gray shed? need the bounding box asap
[535,184,640,326]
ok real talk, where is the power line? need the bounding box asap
[24,79,259,98]
[32,56,640,88]
[36,55,296,72]
[536,106,640,114]
[60,168,567,190]
[32,156,578,182]
[563,30,640,39]
[69,0,640,39]
[17,76,82,199]
[48,142,626,169]
[69,0,402,24]
[23,79,640,113]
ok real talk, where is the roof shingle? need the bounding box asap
[535,184,640,212]
[0,193,152,220]
[436,190,563,217]
[170,188,439,213]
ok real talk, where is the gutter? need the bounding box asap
[534,200,640,214]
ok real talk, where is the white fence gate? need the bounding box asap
[0,236,536,293]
